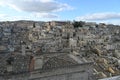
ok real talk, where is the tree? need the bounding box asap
[73,21,85,28]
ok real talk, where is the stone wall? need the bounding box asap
[30,63,94,80]
[32,71,88,80]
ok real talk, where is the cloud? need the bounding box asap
[0,0,73,13]
[0,0,73,19]
[33,13,59,18]
[0,14,31,21]
[0,14,7,18]
[0,13,58,21]
[76,12,120,21]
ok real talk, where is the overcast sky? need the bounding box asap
[0,0,120,24]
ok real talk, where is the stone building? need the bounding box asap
[28,52,95,80]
